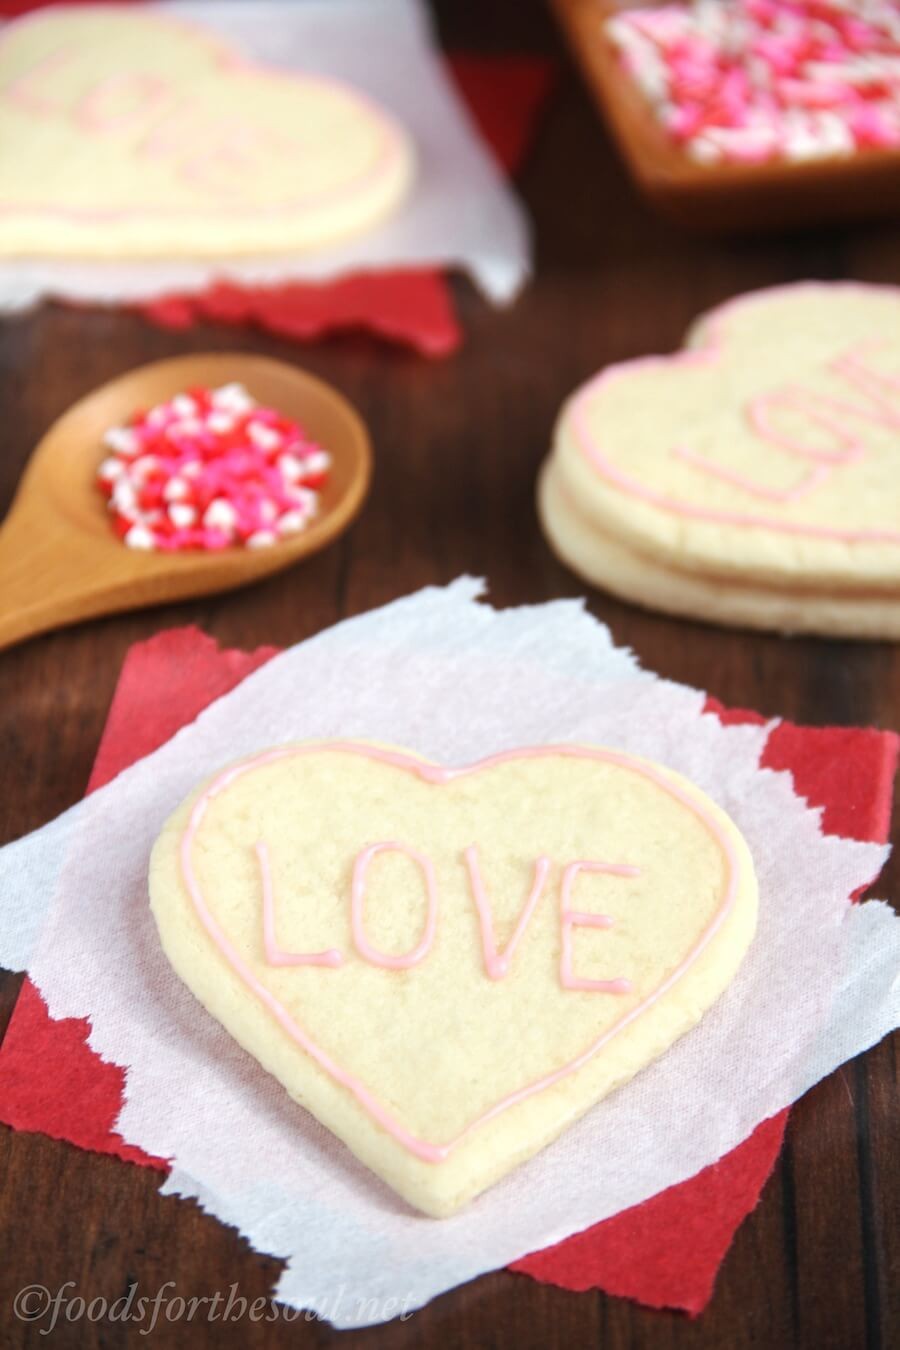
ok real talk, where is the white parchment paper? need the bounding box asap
[0,580,897,1328]
[0,0,531,310]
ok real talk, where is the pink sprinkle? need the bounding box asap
[848,104,899,148]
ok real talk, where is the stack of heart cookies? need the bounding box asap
[538,283,900,640]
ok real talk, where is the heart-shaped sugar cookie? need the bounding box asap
[0,7,413,257]
[150,741,757,1216]
[540,282,900,638]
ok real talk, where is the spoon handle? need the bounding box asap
[0,511,99,650]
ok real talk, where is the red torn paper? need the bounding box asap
[0,629,275,1172]
[0,630,895,1315]
[511,1110,789,1311]
[135,55,556,356]
[139,271,462,358]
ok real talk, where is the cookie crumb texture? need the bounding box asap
[96,384,329,553]
[150,742,757,1216]
[541,282,900,639]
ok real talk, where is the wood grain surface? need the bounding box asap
[0,2,896,1346]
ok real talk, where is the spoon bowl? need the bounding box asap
[0,353,372,650]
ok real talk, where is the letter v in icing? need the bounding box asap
[463,846,551,980]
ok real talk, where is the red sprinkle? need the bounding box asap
[96,383,331,552]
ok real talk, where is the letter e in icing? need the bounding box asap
[559,861,638,994]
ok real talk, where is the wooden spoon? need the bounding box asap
[0,353,372,651]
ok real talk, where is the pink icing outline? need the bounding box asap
[0,6,408,223]
[351,842,439,970]
[572,282,900,545]
[179,742,741,1165]
[673,445,832,503]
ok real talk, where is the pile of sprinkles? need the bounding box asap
[606,0,900,164]
[97,383,330,552]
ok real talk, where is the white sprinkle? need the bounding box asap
[813,110,855,156]
[170,394,198,419]
[206,411,236,435]
[247,421,283,452]
[168,503,197,528]
[124,524,156,550]
[97,457,123,483]
[276,509,308,536]
[202,498,238,532]
[288,486,317,514]
[130,454,158,481]
[276,452,303,482]
[171,417,204,439]
[163,476,189,503]
[246,530,277,549]
[258,498,278,524]
[783,120,830,160]
[112,478,137,511]
[303,449,330,476]
[687,135,723,163]
[212,382,254,414]
[102,426,139,456]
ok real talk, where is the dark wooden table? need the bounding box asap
[0,2,897,1346]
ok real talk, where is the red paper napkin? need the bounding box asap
[0,627,895,1315]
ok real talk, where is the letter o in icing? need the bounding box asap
[76,73,171,133]
[748,389,864,463]
[351,842,438,970]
